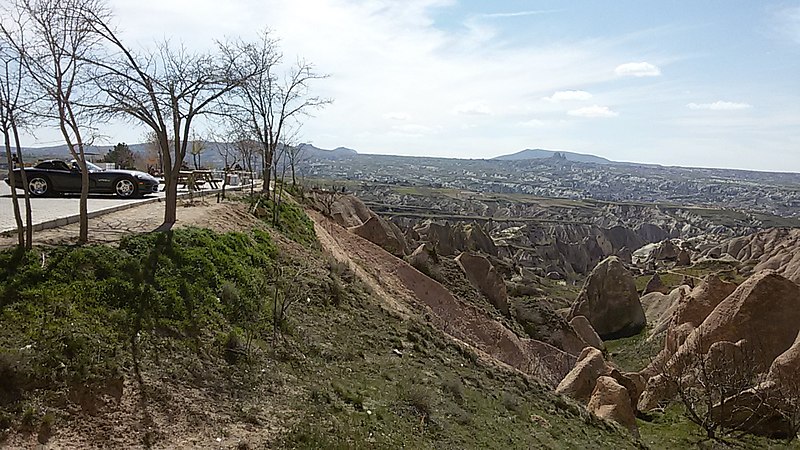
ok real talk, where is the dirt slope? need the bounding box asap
[310,210,576,386]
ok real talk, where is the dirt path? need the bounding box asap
[309,210,576,386]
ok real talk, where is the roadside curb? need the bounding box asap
[0,183,256,236]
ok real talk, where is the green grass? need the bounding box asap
[605,328,663,373]
[634,272,685,293]
[246,194,317,246]
[638,403,800,449]
[0,228,280,428]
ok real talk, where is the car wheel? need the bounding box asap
[114,177,139,198]
[28,177,50,197]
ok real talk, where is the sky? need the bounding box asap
[17,0,800,171]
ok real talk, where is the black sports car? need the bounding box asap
[4,159,160,198]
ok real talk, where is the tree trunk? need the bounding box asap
[160,170,179,230]
[78,155,89,244]
[12,123,32,249]
[264,145,275,194]
[3,132,24,248]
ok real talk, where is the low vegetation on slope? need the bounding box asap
[0,204,641,448]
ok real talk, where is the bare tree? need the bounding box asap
[213,138,238,200]
[221,30,330,194]
[142,130,164,174]
[88,20,254,230]
[271,262,307,343]
[234,135,259,196]
[3,0,107,243]
[285,142,308,188]
[0,27,33,249]
[190,136,205,170]
[656,337,770,440]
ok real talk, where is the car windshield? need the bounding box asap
[69,160,104,172]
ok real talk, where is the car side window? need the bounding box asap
[52,161,70,171]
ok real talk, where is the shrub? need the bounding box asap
[442,377,465,404]
[403,384,434,418]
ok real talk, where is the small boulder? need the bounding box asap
[569,256,646,339]
[653,239,679,261]
[569,316,604,351]
[464,223,498,256]
[351,216,408,256]
[587,376,640,437]
[407,243,437,269]
[768,330,800,387]
[556,347,610,404]
[643,273,670,295]
[676,249,691,267]
[455,252,509,315]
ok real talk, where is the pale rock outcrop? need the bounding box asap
[587,376,640,438]
[662,276,737,352]
[639,271,800,411]
[407,243,437,269]
[569,315,604,351]
[351,216,408,257]
[569,256,646,339]
[455,252,509,315]
[767,329,800,387]
[329,194,375,227]
[640,286,691,341]
[555,347,609,404]
[643,272,670,295]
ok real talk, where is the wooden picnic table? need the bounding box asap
[177,170,222,190]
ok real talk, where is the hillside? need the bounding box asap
[0,194,639,449]
[492,148,613,164]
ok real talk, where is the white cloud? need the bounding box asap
[383,112,410,121]
[453,102,493,116]
[567,105,618,118]
[687,101,752,111]
[482,10,562,19]
[614,62,661,77]
[543,90,592,102]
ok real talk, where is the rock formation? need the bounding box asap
[329,194,376,227]
[587,376,640,438]
[640,285,691,341]
[455,252,509,315]
[704,228,800,283]
[569,316,604,351]
[351,216,408,257]
[569,256,646,339]
[639,271,800,411]
[643,272,670,295]
[556,347,609,403]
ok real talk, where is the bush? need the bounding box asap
[403,383,434,418]
[246,195,317,245]
[0,227,280,405]
[442,377,465,404]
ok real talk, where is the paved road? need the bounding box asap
[0,183,165,233]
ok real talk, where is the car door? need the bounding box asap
[48,161,80,192]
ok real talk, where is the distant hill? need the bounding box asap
[492,148,612,164]
[299,144,358,159]
[12,142,359,166]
